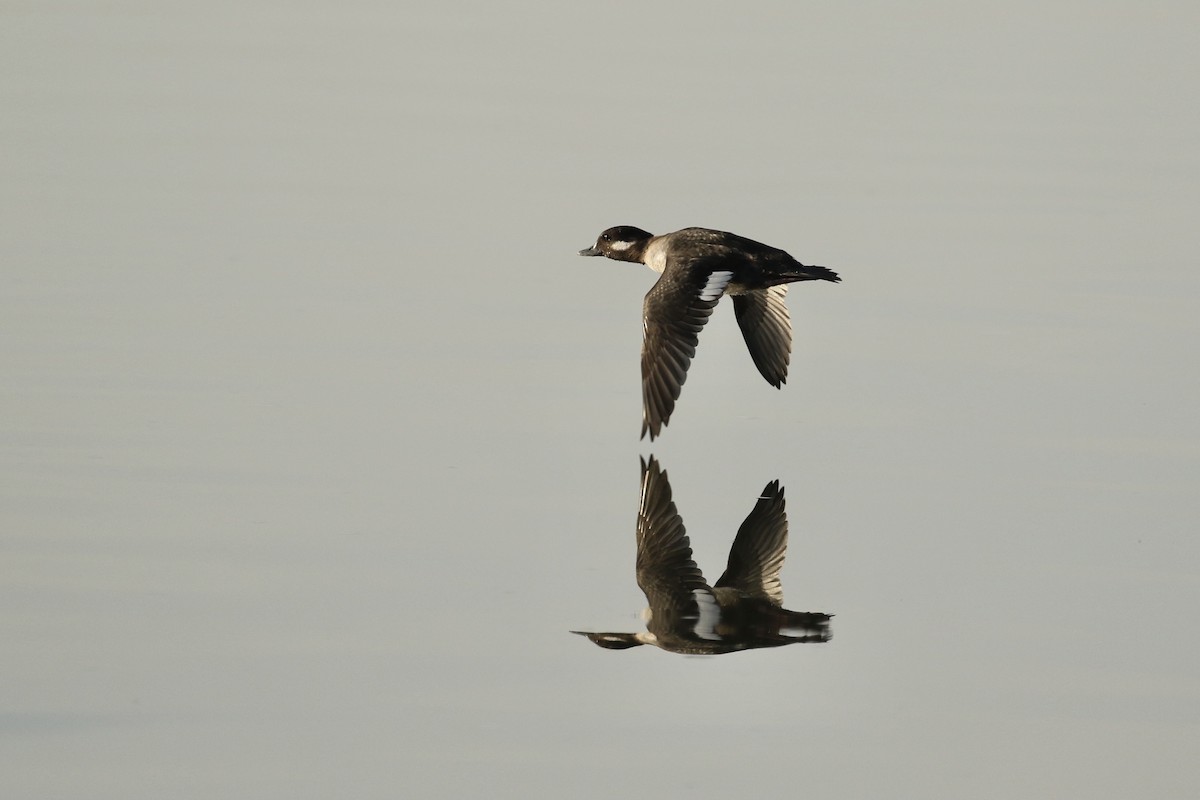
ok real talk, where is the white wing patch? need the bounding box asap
[692,590,722,640]
[699,270,734,302]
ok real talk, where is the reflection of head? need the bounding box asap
[570,631,643,650]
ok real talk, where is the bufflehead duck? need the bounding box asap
[571,457,831,655]
[580,226,840,440]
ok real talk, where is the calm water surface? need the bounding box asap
[3,3,1198,798]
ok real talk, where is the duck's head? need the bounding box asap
[578,226,653,262]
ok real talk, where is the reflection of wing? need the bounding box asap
[636,457,719,640]
[713,480,788,606]
[640,261,733,440]
[732,285,792,387]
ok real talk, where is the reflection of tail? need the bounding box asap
[776,610,833,642]
[784,610,832,630]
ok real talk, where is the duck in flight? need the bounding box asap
[580,226,840,440]
[571,457,832,655]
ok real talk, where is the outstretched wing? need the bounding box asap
[637,457,719,640]
[713,480,788,606]
[732,285,792,388]
[641,262,734,439]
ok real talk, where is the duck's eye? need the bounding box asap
[601,233,611,241]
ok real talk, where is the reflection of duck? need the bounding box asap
[579,226,840,440]
[572,457,831,654]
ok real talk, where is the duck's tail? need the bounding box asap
[782,262,840,283]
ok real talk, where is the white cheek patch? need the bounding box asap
[610,240,633,251]
[699,270,734,302]
[692,590,722,640]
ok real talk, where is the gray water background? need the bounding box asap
[3,3,1198,798]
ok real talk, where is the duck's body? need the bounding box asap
[580,226,840,439]
[572,457,831,656]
